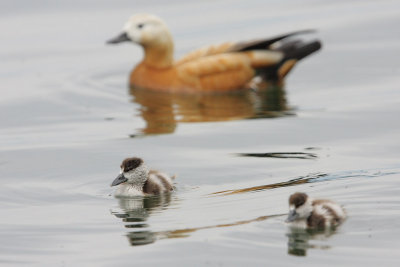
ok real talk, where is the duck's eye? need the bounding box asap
[137,23,144,29]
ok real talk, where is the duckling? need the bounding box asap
[286,192,346,229]
[107,14,321,93]
[111,157,174,197]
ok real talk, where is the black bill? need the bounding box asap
[285,209,299,222]
[107,32,130,44]
[111,173,128,186]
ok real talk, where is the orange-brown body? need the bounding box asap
[130,49,268,93]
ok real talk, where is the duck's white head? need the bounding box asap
[111,157,149,188]
[107,14,173,48]
[286,192,313,222]
[107,14,174,68]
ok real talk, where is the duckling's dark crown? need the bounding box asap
[289,192,308,208]
[121,157,143,172]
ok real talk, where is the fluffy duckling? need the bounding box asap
[286,192,346,229]
[111,157,174,197]
[107,14,321,93]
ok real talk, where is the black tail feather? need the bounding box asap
[257,39,322,82]
[233,30,322,82]
[282,40,322,61]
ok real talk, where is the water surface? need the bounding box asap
[1,0,400,266]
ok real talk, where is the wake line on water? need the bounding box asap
[211,167,400,196]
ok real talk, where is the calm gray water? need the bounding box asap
[1,0,400,266]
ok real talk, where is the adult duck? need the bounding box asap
[107,14,321,93]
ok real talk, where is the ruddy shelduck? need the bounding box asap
[107,14,321,93]
[111,157,175,197]
[286,192,347,229]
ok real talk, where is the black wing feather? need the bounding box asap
[233,29,316,52]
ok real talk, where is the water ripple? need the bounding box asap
[211,168,400,196]
[237,152,318,160]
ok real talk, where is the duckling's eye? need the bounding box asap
[137,23,144,29]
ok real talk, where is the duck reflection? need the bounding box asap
[286,227,335,256]
[130,84,291,135]
[111,194,172,246]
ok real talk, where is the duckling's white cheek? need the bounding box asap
[296,205,310,218]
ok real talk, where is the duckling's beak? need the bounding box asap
[286,209,299,222]
[107,32,131,44]
[111,173,128,186]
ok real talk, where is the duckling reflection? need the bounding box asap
[112,198,282,246]
[111,194,172,246]
[130,84,290,135]
[286,227,335,256]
